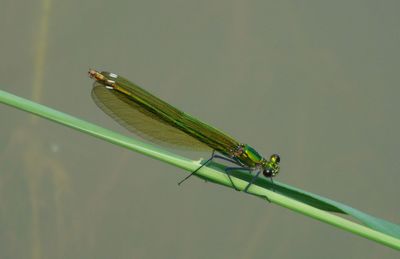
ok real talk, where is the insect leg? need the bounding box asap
[178,150,217,186]
[225,167,251,191]
[178,151,250,193]
[242,170,271,202]
[212,154,243,167]
[205,153,248,191]
[243,170,262,193]
[270,177,275,192]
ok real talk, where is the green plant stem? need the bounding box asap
[1,89,399,250]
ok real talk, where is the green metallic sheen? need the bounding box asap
[243,144,263,163]
[89,70,281,178]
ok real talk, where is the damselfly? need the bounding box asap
[89,70,280,192]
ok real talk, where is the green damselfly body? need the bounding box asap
[89,69,280,192]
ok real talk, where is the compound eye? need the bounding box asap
[263,168,273,177]
[271,154,280,163]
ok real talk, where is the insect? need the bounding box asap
[89,69,280,192]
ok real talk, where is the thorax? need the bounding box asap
[232,144,265,168]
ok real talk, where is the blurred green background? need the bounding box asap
[1,0,399,258]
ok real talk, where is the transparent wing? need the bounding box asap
[92,82,211,150]
[91,71,240,154]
